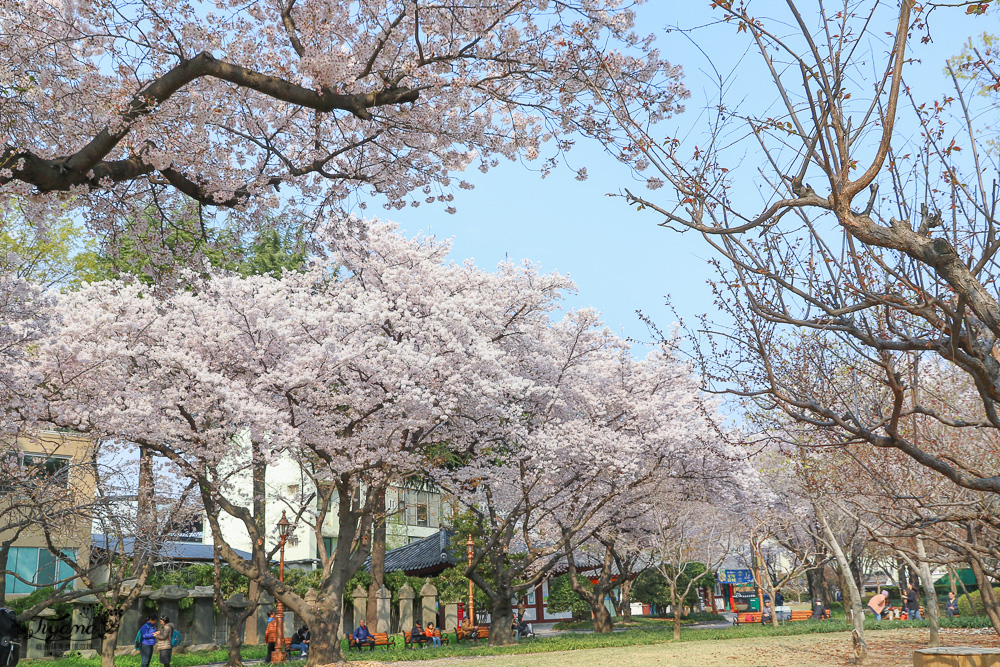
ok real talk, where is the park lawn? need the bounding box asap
[551,613,725,630]
[400,628,1000,667]
[19,618,996,666]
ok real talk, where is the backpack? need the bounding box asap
[170,629,182,647]
[134,630,141,650]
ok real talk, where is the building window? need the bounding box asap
[317,536,336,560]
[416,502,428,527]
[0,453,70,493]
[526,591,536,605]
[4,547,76,595]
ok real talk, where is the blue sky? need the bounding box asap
[378,2,991,346]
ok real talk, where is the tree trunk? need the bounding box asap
[100,625,119,667]
[367,492,386,630]
[620,579,633,623]
[815,504,867,665]
[304,610,344,666]
[591,600,613,633]
[226,615,245,666]
[967,556,1000,638]
[672,602,682,640]
[488,598,515,646]
[955,565,975,616]
[916,539,939,647]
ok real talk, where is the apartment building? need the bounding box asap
[2,431,94,598]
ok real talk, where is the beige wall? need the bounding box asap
[2,430,95,595]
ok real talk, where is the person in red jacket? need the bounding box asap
[264,611,279,663]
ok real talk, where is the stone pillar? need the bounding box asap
[244,582,260,645]
[351,586,367,634]
[189,586,216,647]
[375,587,391,633]
[444,603,458,633]
[117,589,143,648]
[420,579,438,628]
[256,593,274,643]
[224,593,250,646]
[149,585,187,627]
[301,590,318,636]
[70,595,98,652]
[25,608,56,659]
[398,583,414,633]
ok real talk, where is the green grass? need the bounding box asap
[552,612,725,631]
[22,616,996,666]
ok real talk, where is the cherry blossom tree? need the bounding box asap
[27,220,579,664]
[441,315,730,644]
[1,0,685,233]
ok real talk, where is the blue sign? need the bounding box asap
[718,569,754,584]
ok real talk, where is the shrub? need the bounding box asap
[956,587,1000,617]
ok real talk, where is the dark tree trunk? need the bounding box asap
[304,611,344,666]
[225,614,248,667]
[488,597,516,646]
[567,547,616,634]
[592,602,613,633]
[367,492,386,630]
[968,555,1000,638]
[620,579,633,623]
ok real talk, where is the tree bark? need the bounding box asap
[567,548,616,634]
[488,597,516,646]
[672,594,682,641]
[367,492,386,630]
[967,555,1000,637]
[916,539,939,647]
[620,579,633,623]
[592,602,613,633]
[815,504,867,665]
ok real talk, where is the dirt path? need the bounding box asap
[375,628,1000,667]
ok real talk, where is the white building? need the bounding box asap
[200,443,449,567]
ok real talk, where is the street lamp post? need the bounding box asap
[272,511,293,663]
[466,534,475,626]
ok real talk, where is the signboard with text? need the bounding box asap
[718,569,754,584]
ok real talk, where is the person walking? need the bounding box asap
[906,583,921,621]
[138,615,158,667]
[946,591,959,618]
[868,590,889,620]
[264,611,279,662]
[154,616,175,667]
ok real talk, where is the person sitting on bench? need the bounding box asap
[760,601,773,624]
[410,621,430,648]
[352,619,375,651]
[289,626,309,658]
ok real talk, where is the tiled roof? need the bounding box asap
[91,535,252,562]
[373,528,459,574]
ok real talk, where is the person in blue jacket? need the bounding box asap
[138,615,158,667]
[352,619,376,651]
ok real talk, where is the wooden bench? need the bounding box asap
[280,638,306,658]
[787,609,830,621]
[403,629,449,648]
[734,609,830,625]
[456,625,490,642]
[347,632,394,651]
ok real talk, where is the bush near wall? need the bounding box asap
[956,587,1000,617]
